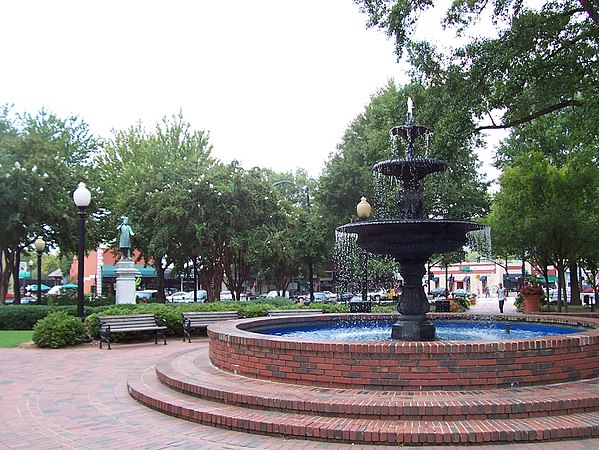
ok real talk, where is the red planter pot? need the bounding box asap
[523,294,542,313]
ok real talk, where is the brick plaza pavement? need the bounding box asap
[1,330,597,449]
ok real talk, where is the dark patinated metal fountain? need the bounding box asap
[337,99,485,340]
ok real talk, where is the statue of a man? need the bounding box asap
[117,216,135,259]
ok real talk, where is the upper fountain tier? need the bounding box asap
[374,158,448,183]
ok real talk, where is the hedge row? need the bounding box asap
[0,298,354,332]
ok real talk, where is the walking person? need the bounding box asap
[497,282,507,313]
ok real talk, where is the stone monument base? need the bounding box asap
[115,259,139,305]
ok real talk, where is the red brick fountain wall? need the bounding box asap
[208,313,599,391]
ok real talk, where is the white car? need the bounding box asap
[220,291,233,301]
[367,288,386,301]
[183,290,207,302]
[166,291,188,302]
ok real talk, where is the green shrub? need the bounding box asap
[371,304,396,313]
[32,311,85,348]
[0,305,92,330]
[321,302,350,314]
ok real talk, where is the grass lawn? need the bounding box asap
[0,330,34,348]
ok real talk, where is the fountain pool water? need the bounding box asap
[256,318,588,341]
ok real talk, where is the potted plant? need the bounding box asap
[520,283,544,313]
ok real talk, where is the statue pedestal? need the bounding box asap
[115,259,139,305]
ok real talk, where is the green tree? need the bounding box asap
[0,106,98,304]
[488,151,599,310]
[355,0,598,132]
[319,81,490,286]
[97,112,214,301]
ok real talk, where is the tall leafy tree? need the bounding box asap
[0,106,97,304]
[319,81,490,277]
[97,113,214,300]
[488,150,599,310]
[354,0,598,132]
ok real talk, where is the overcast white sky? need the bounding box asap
[0,0,500,180]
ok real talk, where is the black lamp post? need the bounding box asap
[273,180,314,301]
[357,197,372,301]
[34,237,45,303]
[73,182,91,319]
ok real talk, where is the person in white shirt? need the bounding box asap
[497,282,507,313]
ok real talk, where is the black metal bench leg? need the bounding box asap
[156,331,167,345]
[99,334,111,350]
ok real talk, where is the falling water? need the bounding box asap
[467,226,492,261]
[334,231,360,293]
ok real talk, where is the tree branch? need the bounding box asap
[474,99,583,131]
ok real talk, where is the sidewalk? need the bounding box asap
[468,294,519,315]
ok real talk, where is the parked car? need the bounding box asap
[429,287,447,298]
[166,291,187,302]
[183,290,207,302]
[136,289,158,302]
[367,288,386,301]
[220,290,233,301]
[266,290,289,299]
[323,291,337,300]
[311,292,328,302]
[338,292,355,303]
[452,289,477,300]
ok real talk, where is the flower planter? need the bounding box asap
[523,294,541,313]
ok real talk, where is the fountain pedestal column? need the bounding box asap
[392,259,436,340]
[392,315,435,340]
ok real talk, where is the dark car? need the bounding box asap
[429,287,447,298]
[338,292,354,303]
[452,289,477,300]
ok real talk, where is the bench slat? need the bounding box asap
[97,314,167,350]
[182,311,239,342]
[267,309,323,316]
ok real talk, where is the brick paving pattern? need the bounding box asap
[1,296,598,449]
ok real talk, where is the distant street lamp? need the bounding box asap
[273,180,314,301]
[357,197,372,301]
[28,260,33,296]
[34,237,45,303]
[73,182,91,320]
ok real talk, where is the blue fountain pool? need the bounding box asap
[258,319,586,341]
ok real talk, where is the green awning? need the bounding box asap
[537,276,558,283]
[101,265,157,278]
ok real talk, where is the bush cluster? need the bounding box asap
[0,305,92,330]
[32,311,85,348]
[3,299,356,347]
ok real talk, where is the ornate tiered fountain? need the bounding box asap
[338,99,485,340]
[128,99,599,446]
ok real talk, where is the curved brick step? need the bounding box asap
[156,346,599,421]
[128,363,599,445]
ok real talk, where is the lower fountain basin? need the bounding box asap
[208,313,599,391]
